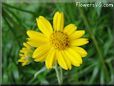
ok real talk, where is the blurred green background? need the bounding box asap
[2,1,114,85]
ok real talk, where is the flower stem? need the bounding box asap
[54,64,63,85]
[60,66,63,83]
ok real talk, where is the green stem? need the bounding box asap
[54,64,63,85]
[60,67,63,83]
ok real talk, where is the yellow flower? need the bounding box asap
[27,11,89,70]
[18,42,34,66]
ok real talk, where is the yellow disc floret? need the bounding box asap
[50,31,70,50]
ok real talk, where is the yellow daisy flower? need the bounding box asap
[18,42,34,66]
[27,11,89,70]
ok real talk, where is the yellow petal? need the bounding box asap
[53,11,64,31]
[18,58,24,62]
[22,63,27,66]
[72,47,87,57]
[63,24,77,35]
[71,38,89,46]
[57,50,68,70]
[20,48,26,53]
[18,58,28,63]
[19,54,23,57]
[23,42,30,48]
[68,48,82,63]
[27,38,48,47]
[34,53,47,62]
[45,48,56,69]
[22,61,29,66]
[70,30,85,40]
[36,16,53,37]
[33,44,51,58]
[27,30,48,41]
[63,48,82,67]
[61,51,72,70]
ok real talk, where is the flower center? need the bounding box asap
[50,31,70,50]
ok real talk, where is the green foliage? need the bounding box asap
[2,2,114,85]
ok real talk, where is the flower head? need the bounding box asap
[27,11,89,70]
[18,42,34,66]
